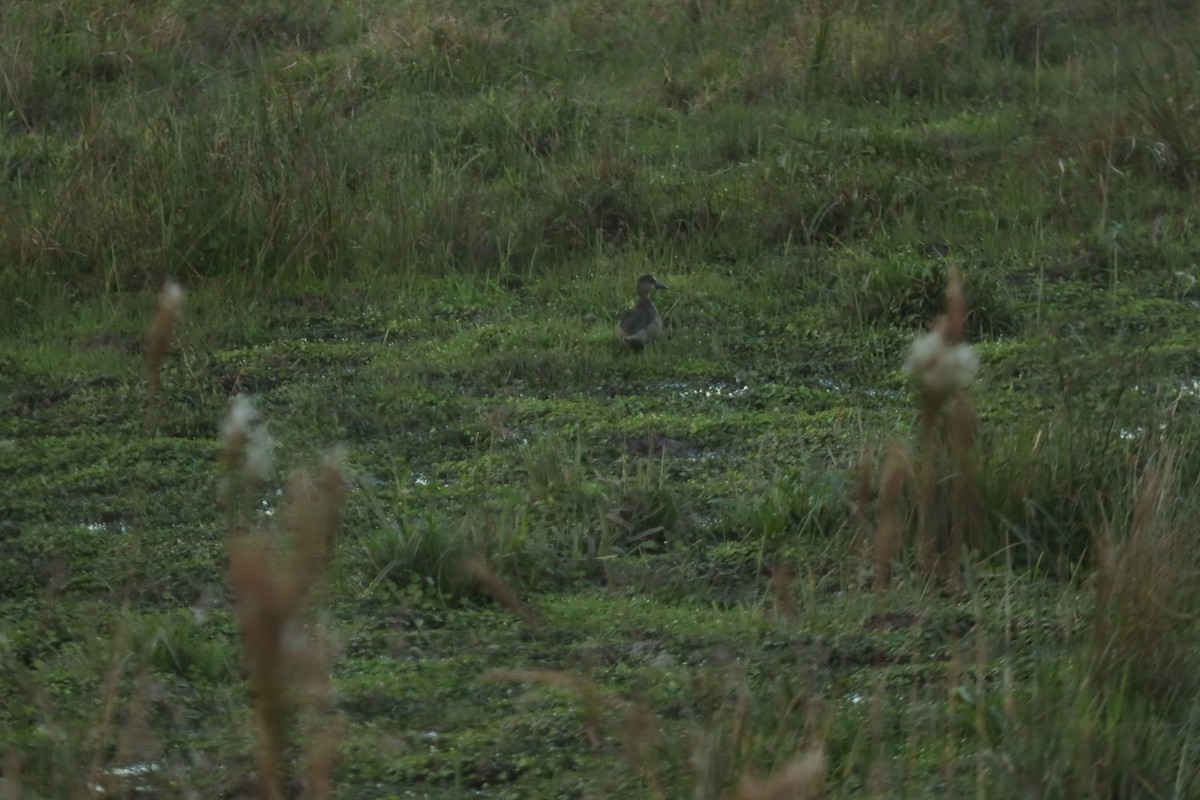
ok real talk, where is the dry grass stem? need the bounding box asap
[283,449,349,599]
[874,442,910,592]
[769,563,796,619]
[0,752,21,800]
[620,702,666,799]
[853,450,876,533]
[298,623,340,800]
[940,265,967,344]
[229,538,289,799]
[463,557,543,630]
[224,420,348,798]
[483,669,607,748]
[730,749,826,800]
[145,280,184,434]
[1091,444,1200,705]
[146,280,183,392]
[897,266,983,583]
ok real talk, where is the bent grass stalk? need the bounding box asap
[219,396,347,798]
[898,265,982,584]
[145,280,183,437]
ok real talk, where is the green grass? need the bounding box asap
[4,0,1200,797]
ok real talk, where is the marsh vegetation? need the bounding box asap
[3,0,1200,797]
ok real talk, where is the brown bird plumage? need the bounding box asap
[617,274,668,350]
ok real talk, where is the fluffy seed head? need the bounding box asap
[146,279,185,408]
[902,266,978,409]
[148,280,184,356]
[220,394,260,450]
[903,330,979,400]
[159,280,184,314]
[220,394,274,483]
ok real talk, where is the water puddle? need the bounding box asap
[863,386,904,401]
[360,469,451,492]
[671,381,750,399]
[1177,378,1200,395]
[1120,423,1168,442]
[815,377,849,393]
[1135,377,1200,398]
[408,471,457,489]
[82,520,128,534]
[90,761,161,795]
[655,377,901,403]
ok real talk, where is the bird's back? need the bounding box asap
[617,299,662,348]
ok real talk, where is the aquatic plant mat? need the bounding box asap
[4,1,1200,797]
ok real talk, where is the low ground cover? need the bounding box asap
[3,1,1200,797]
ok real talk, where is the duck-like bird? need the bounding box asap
[617,274,668,350]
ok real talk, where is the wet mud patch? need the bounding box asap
[212,341,375,387]
[828,608,977,671]
[619,430,701,459]
[72,330,143,356]
[1,367,129,429]
[7,386,74,414]
[294,315,392,345]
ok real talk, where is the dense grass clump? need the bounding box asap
[4,0,1200,797]
[3,0,1199,309]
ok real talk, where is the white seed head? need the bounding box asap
[903,330,978,399]
[159,280,184,316]
[219,394,275,482]
[220,394,260,448]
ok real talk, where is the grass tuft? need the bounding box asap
[1091,442,1200,708]
[220,397,347,798]
[6,1,1200,797]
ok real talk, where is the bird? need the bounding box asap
[617,274,668,350]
